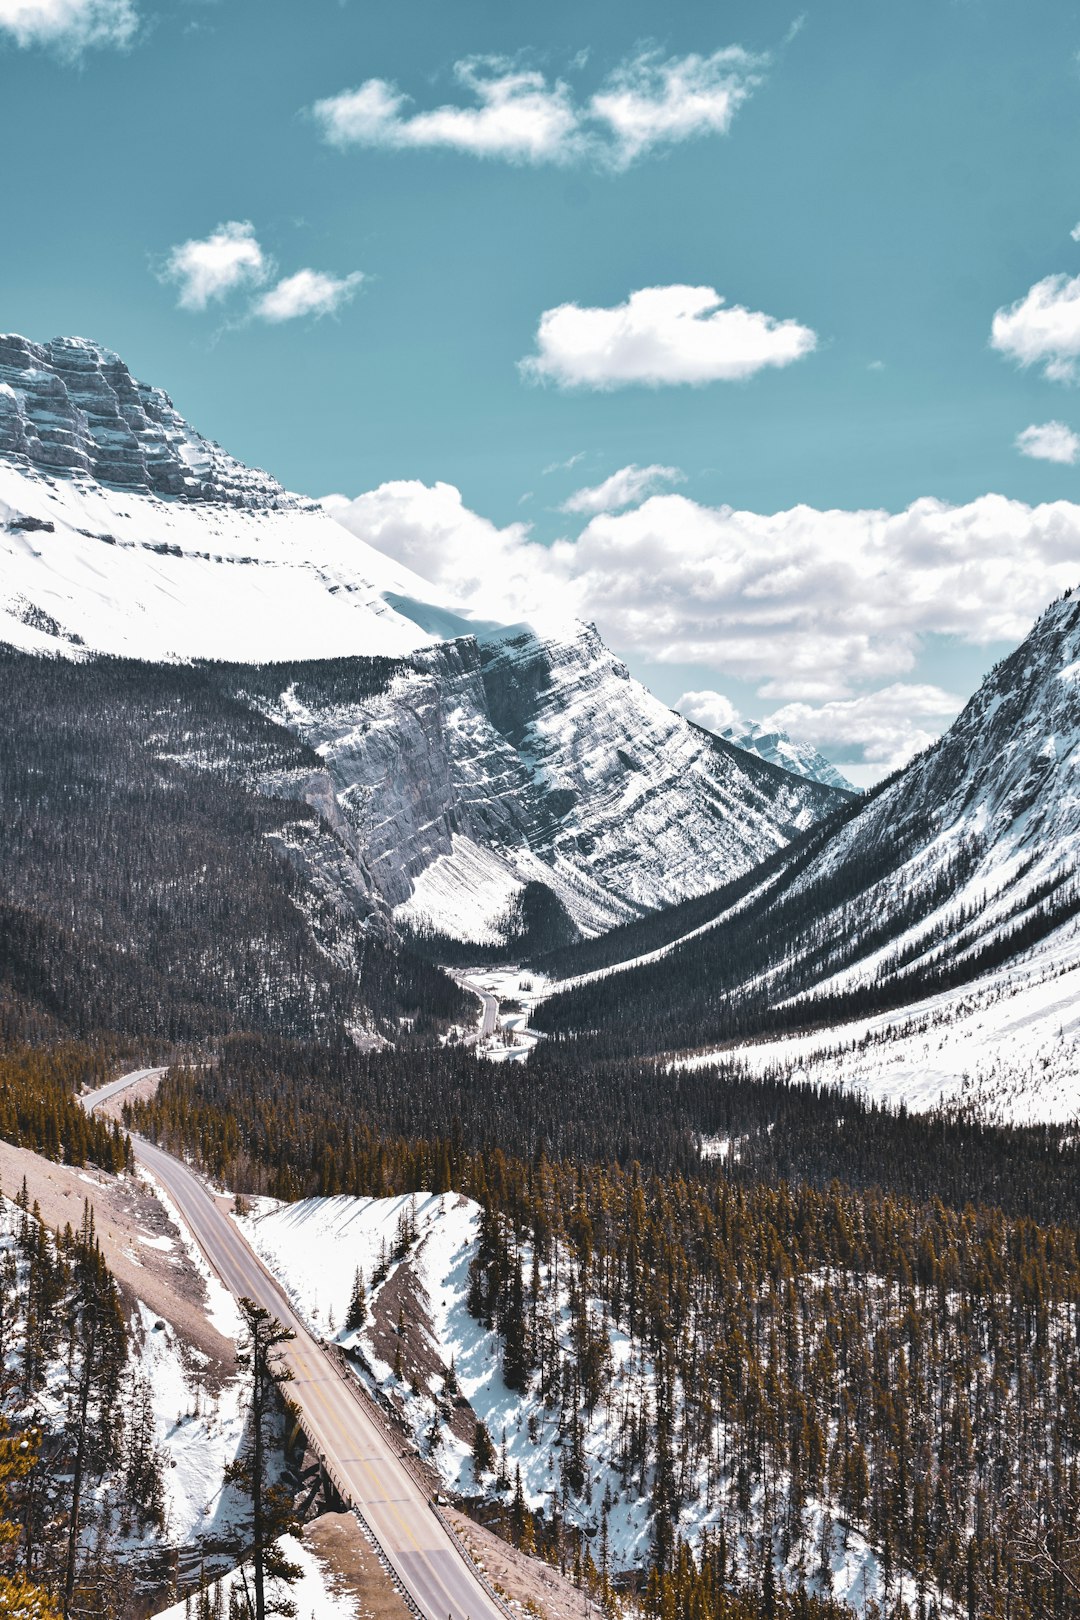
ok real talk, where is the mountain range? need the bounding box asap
[0,333,844,946]
[3,332,1079,1119]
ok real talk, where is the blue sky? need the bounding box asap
[5,0,1080,780]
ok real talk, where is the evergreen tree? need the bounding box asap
[227,1301,300,1620]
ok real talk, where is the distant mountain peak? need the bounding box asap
[719,719,855,793]
[0,332,297,508]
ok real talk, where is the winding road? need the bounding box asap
[82,1071,505,1620]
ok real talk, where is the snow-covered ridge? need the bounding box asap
[719,719,855,792]
[0,459,440,662]
[668,589,1080,1120]
[275,622,843,940]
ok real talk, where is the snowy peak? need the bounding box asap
[719,721,855,793]
[0,333,295,508]
[905,589,1080,849]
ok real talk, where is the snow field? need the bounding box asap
[683,911,1080,1124]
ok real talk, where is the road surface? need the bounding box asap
[448,974,499,1045]
[82,1072,505,1620]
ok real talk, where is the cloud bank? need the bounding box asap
[676,684,963,781]
[521,285,817,389]
[312,48,763,171]
[327,482,1080,777]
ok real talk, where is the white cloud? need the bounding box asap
[521,284,817,389]
[589,48,762,168]
[253,268,364,324]
[0,0,136,53]
[1015,420,1080,464]
[762,684,964,782]
[328,483,1080,708]
[313,61,583,165]
[676,690,743,735]
[311,47,763,170]
[324,482,545,613]
[163,221,268,313]
[561,463,684,514]
[1071,222,1080,243]
[676,684,963,785]
[991,273,1080,382]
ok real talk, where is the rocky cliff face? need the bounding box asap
[736,587,1080,1002]
[0,334,296,507]
[264,625,846,942]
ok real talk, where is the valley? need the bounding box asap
[1,334,1079,1620]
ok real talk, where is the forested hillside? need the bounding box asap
[0,648,464,1046]
[131,1044,1080,1620]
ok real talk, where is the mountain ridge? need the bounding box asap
[0,332,847,944]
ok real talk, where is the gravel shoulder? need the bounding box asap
[0,1137,235,1377]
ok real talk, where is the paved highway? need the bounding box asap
[450,974,499,1043]
[82,1073,506,1620]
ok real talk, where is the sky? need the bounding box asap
[4,0,1080,783]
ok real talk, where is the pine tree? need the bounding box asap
[227,1300,300,1620]
[344,1268,366,1334]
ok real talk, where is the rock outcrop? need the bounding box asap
[0,334,297,507]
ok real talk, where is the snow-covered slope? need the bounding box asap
[270,624,842,941]
[562,589,1080,1120]
[719,720,854,791]
[239,1190,903,1608]
[0,333,846,942]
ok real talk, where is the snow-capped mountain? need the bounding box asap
[0,334,845,942]
[542,588,1080,1117]
[719,720,854,792]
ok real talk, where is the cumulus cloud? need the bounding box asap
[163,221,268,313]
[253,268,364,324]
[323,482,547,613]
[991,273,1080,382]
[521,285,817,389]
[675,690,743,735]
[762,684,964,784]
[561,463,684,514]
[0,0,136,53]
[676,684,963,785]
[311,47,763,170]
[1015,420,1080,464]
[328,483,1080,706]
[588,48,761,167]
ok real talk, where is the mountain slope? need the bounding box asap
[535,589,1080,1112]
[267,624,844,942]
[719,719,854,791]
[0,333,846,946]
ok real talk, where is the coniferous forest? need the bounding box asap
[2,647,1080,1620]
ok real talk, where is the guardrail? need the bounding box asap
[322,1343,518,1620]
[351,1502,427,1620]
[430,1503,519,1620]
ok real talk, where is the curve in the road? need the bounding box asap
[83,1074,508,1620]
